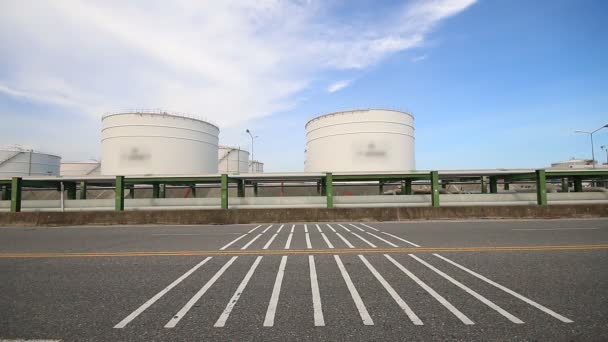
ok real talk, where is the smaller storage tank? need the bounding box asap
[218,146,250,174]
[249,160,264,173]
[60,160,101,176]
[0,145,61,176]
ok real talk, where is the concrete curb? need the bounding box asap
[0,204,606,226]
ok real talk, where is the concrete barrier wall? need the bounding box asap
[0,204,606,226]
[335,195,431,207]
[229,196,325,209]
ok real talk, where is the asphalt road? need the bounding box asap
[0,218,607,341]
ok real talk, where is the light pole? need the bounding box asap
[602,145,608,165]
[245,129,258,171]
[575,123,608,168]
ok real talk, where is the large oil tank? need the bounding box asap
[0,145,61,176]
[305,109,415,172]
[101,111,219,175]
[60,160,101,176]
[218,146,250,174]
[249,160,264,173]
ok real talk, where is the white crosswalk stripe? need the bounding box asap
[309,255,325,326]
[334,255,374,325]
[264,256,288,327]
[350,231,377,248]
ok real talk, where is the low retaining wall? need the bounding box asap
[0,204,606,226]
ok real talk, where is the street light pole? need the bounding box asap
[575,123,608,169]
[602,145,608,165]
[245,129,258,171]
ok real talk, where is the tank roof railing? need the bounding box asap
[305,108,414,128]
[101,109,219,129]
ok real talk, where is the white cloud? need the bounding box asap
[0,0,476,130]
[327,80,353,93]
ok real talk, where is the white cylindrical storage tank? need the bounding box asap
[249,160,264,173]
[0,145,61,176]
[305,109,415,172]
[218,146,250,174]
[101,111,219,175]
[60,160,101,176]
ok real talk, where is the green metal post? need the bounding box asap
[10,177,22,213]
[405,179,412,195]
[79,181,87,200]
[115,176,124,211]
[535,170,547,206]
[152,183,160,198]
[221,174,228,209]
[237,179,245,198]
[66,182,77,200]
[430,171,440,207]
[561,178,569,193]
[480,176,487,194]
[574,176,583,192]
[325,173,333,208]
[128,184,135,199]
[504,182,510,191]
[489,176,498,194]
[379,181,384,195]
[253,183,258,197]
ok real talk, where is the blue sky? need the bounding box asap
[1,0,607,171]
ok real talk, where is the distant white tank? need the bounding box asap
[0,145,61,177]
[249,160,264,173]
[101,111,219,175]
[60,160,101,176]
[218,146,250,174]
[305,109,415,172]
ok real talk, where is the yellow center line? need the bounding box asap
[0,244,607,258]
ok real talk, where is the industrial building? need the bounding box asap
[60,160,101,176]
[305,109,415,172]
[0,145,61,177]
[101,111,219,176]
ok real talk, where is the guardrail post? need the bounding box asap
[152,183,160,198]
[66,182,77,200]
[79,181,87,200]
[489,176,498,194]
[237,179,245,197]
[253,183,258,197]
[221,174,229,209]
[325,173,333,208]
[535,170,547,206]
[574,176,583,192]
[10,177,22,213]
[561,178,569,193]
[115,176,125,211]
[430,171,440,207]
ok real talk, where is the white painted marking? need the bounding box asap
[410,254,523,324]
[165,256,238,328]
[284,233,293,249]
[219,234,248,250]
[334,255,374,325]
[511,228,599,231]
[325,224,336,232]
[304,224,308,233]
[1,340,62,342]
[264,256,288,327]
[262,225,274,233]
[349,223,366,232]
[290,224,295,233]
[359,255,422,325]
[276,224,284,233]
[350,232,377,248]
[114,257,212,328]
[316,224,323,232]
[337,223,351,232]
[359,223,380,231]
[385,254,474,325]
[305,233,312,249]
[321,233,334,248]
[381,232,421,247]
[309,255,325,326]
[152,233,209,236]
[241,234,262,250]
[335,232,355,248]
[365,232,399,247]
[263,234,278,250]
[434,254,574,323]
[248,224,262,233]
[214,256,263,327]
